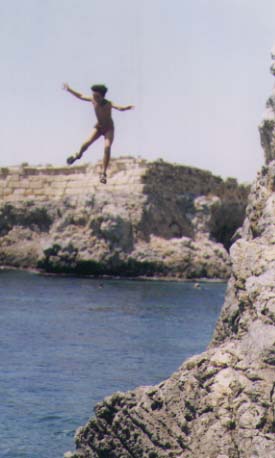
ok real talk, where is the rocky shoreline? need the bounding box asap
[0,158,248,280]
[64,48,275,458]
[0,264,227,284]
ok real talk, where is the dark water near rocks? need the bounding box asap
[0,270,226,458]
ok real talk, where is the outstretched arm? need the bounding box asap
[63,83,91,102]
[111,102,135,112]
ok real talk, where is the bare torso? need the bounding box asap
[92,98,114,132]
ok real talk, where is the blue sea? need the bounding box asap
[0,270,226,458]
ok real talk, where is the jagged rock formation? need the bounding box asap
[0,159,247,279]
[64,49,275,458]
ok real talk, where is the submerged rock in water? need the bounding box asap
[65,47,275,457]
[0,158,247,279]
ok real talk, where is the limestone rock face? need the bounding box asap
[64,50,275,457]
[0,160,247,279]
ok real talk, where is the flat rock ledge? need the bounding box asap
[64,48,275,458]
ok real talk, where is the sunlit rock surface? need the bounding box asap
[0,158,247,279]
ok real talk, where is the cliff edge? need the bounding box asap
[64,48,275,458]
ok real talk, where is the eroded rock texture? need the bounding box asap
[64,48,275,458]
[0,159,247,279]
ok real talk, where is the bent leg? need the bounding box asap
[78,128,101,158]
[67,128,102,165]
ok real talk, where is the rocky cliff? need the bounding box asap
[0,159,247,279]
[64,49,275,457]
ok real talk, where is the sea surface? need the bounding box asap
[0,270,226,458]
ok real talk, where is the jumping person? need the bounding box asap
[63,83,134,184]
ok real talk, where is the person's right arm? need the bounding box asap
[63,83,91,101]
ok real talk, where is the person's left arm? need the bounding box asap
[111,102,135,111]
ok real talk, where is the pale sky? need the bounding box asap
[0,0,274,182]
